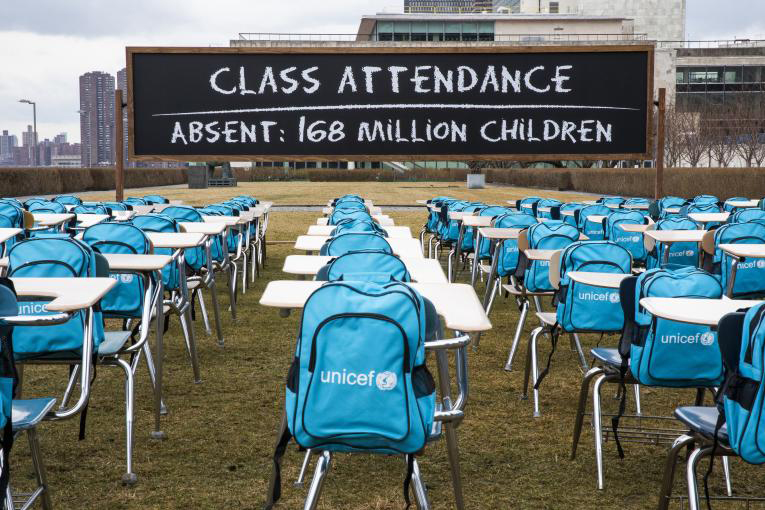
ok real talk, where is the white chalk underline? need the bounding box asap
[152,103,640,117]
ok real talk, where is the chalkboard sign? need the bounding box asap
[127,46,653,162]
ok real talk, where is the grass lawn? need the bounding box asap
[12,183,764,509]
[83,181,597,207]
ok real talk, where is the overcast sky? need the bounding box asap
[1,0,763,144]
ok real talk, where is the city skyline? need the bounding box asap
[1,0,764,144]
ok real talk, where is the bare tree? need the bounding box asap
[663,103,685,167]
[731,97,765,168]
[677,108,710,167]
[704,102,737,168]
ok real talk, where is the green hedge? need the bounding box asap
[0,167,188,197]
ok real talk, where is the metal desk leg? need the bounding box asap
[726,257,740,298]
[206,239,225,347]
[151,270,166,440]
[435,348,465,510]
[180,251,201,383]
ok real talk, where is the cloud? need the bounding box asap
[686,0,765,40]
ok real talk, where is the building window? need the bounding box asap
[549,1,559,13]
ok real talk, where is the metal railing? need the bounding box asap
[237,32,648,43]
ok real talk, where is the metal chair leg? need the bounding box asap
[5,484,14,510]
[228,264,238,320]
[571,333,588,371]
[303,451,332,510]
[241,252,248,294]
[505,300,529,372]
[447,249,455,282]
[27,427,52,510]
[196,290,212,336]
[59,364,80,410]
[180,305,202,384]
[592,373,608,490]
[138,342,167,415]
[530,328,542,418]
[633,384,642,416]
[571,367,605,460]
[521,327,540,401]
[115,357,137,486]
[686,447,711,510]
[657,434,696,510]
[295,449,313,488]
[411,457,431,510]
[722,455,733,497]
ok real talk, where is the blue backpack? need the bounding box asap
[317,250,411,283]
[576,205,612,240]
[517,197,542,216]
[466,206,511,254]
[143,195,169,205]
[724,197,750,212]
[658,196,687,218]
[101,201,129,212]
[629,267,723,387]
[536,199,562,220]
[54,195,81,206]
[708,222,765,297]
[0,203,25,229]
[329,209,372,226]
[27,201,66,214]
[692,195,720,207]
[285,280,435,455]
[560,203,586,227]
[131,214,182,292]
[605,211,648,263]
[721,302,765,464]
[7,237,105,359]
[199,205,240,254]
[731,209,765,225]
[624,198,652,210]
[646,218,701,269]
[320,233,392,257]
[82,222,152,318]
[234,196,259,207]
[73,204,109,215]
[124,197,148,206]
[555,241,632,332]
[600,196,626,208]
[492,214,538,277]
[332,219,386,237]
[163,206,224,264]
[516,222,579,293]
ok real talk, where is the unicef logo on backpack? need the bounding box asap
[758,260,765,270]
[375,371,398,391]
[685,250,695,257]
[609,292,621,304]
[700,332,715,347]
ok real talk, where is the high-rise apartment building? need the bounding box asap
[79,71,115,167]
[117,68,129,167]
[21,125,37,166]
[0,130,18,162]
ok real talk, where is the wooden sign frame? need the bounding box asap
[126,44,654,163]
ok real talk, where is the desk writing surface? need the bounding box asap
[639,297,761,326]
[147,232,206,249]
[260,281,490,332]
[10,277,116,312]
[719,244,765,259]
[180,222,227,236]
[103,253,172,272]
[568,272,630,289]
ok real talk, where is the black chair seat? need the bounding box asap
[674,406,729,441]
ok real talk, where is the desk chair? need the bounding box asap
[0,283,56,510]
